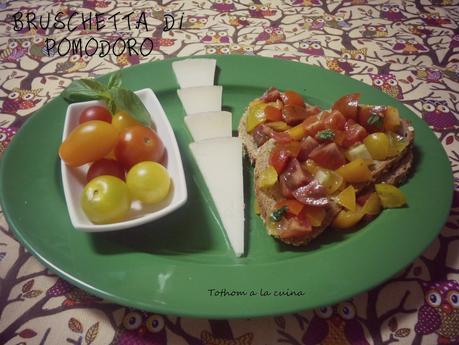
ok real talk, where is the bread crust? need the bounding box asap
[238,111,259,165]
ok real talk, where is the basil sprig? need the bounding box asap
[316,129,335,141]
[270,206,288,222]
[62,72,152,127]
[367,112,383,128]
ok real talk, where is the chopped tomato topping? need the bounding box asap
[264,105,283,122]
[252,124,270,147]
[323,110,346,131]
[279,217,312,240]
[279,158,312,197]
[331,93,360,120]
[308,142,346,170]
[302,115,325,137]
[274,198,305,216]
[269,141,301,174]
[259,124,292,143]
[282,104,309,125]
[281,90,305,107]
[260,87,281,102]
[358,105,386,133]
[292,180,329,207]
[298,136,319,162]
[342,119,368,148]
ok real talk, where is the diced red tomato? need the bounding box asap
[281,90,305,107]
[279,216,312,240]
[252,124,271,147]
[269,141,301,174]
[304,103,322,116]
[341,119,368,148]
[298,136,319,162]
[292,180,329,207]
[302,115,325,137]
[260,87,281,102]
[264,105,283,122]
[258,125,292,144]
[308,142,346,170]
[282,104,308,125]
[279,158,312,197]
[358,105,386,133]
[323,110,346,131]
[274,198,304,216]
[332,93,360,120]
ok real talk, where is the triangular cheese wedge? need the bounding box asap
[189,138,245,256]
[177,86,222,115]
[184,111,232,142]
[172,58,216,88]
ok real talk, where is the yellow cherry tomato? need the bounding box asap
[112,111,141,132]
[364,132,390,160]
[336,185,356,211]
[258,165,278,189]
[336,158,372,183]
[375,183,407,208]
[315,169,344,195]
[127,162,171,204]
[384,106,401,132]
[387,132,408,157]
[246,100,268,133]
[332,207,364,229]
[362,192,382,215]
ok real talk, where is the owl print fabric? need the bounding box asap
[1,1,459,345]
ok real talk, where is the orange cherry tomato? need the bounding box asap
[59,120,118,167]
[264,105,283,122]
[111,111,141,132]
[332,93,360,120]
[281,90,305,107]
[115,126,165,169]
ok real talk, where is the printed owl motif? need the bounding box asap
[393,38,428,54]
[326,58,354,74]
[27,36,49,61]
[82,0,109,9]
[408,24,433,37]
[380,5,406,21]
[299,40,324,56]
[248,4,276,18]
[150,5,165,21]
[255,26,285,44]
[450,34,459,49]
[228,15,249,27]
[341,48,367,60]
[46,278,100,306]
[343,0,367,5]
[1,88,41,113]
[420,99,458,130]
[304,16,325,30]
[369,73,403,99]
[360,24,388,38]
[205,44,254,55]
[302,302,369,345]
[323,14,350,29]
[201,31,230,44]
[420,12,451,26]
[56,54,92,73]
[183,16,208,29]
[412,67,442,83]
[415,280,459,343]
[287,0,322,6]
[0,126,17,154]
[0,38,30,62]
[211,0,236,12]
[201,330,253,345]
[110,310,167,345]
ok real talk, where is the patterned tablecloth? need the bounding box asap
[1,0,458,344]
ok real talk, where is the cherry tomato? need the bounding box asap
[308,143,346,170]
[281,90,305,107]
[342,119,368,148]
[269,142,301,174]
[264,105,283,122]
[363,132,390,160]
[59,120,118,167]
[80,176,131,224]
[302,115,325,137]
[79,106,112,124]
[86,158,126,182]
[332,93,360,120]
[323,110,346,131]
[115,126,165,169]
[127,162,171,204]
[282,104,308,125]
[112,111,140,132]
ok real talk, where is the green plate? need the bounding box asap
[0,55,453,318]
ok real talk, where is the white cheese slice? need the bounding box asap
[184,111,232,142]
[189,137,245,257]
[177,86,222,115]
[172,58,216,88]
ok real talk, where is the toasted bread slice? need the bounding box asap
[238,111,259,165]
[254,139,341,246]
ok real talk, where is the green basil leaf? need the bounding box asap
[367,112,383,127]
[270,206,288,222]
[109,88,152,127]
[62,79,107,102]
[316,129,335,141]
[107,71,122,90]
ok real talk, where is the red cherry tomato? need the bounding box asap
[309,142,346,170]
[86,158,126,182]
[332,93,360,120]
[281,91,305,107]
[79,106,112,124]
[115,126,165,169]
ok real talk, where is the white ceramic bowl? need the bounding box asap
[61,88,187,232]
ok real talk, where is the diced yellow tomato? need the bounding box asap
[336,185,356,211]
[258,165,278,189]
[345,144,373,164]
[246,100,268,133]
[375,183,407,208]
[332,207,364,229]
[303,206,327,227]
[362,192,382,215]
[364,132,390,160]
[303,159,318,175]
[384,106,401,132]
[336,158,372,183]
[265,121,291,131]
[315,169,344,194]
[275,199,304,216]
[387,132,408,157]
[286,123,307,140]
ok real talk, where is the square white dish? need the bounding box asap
[61,88,187,232]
